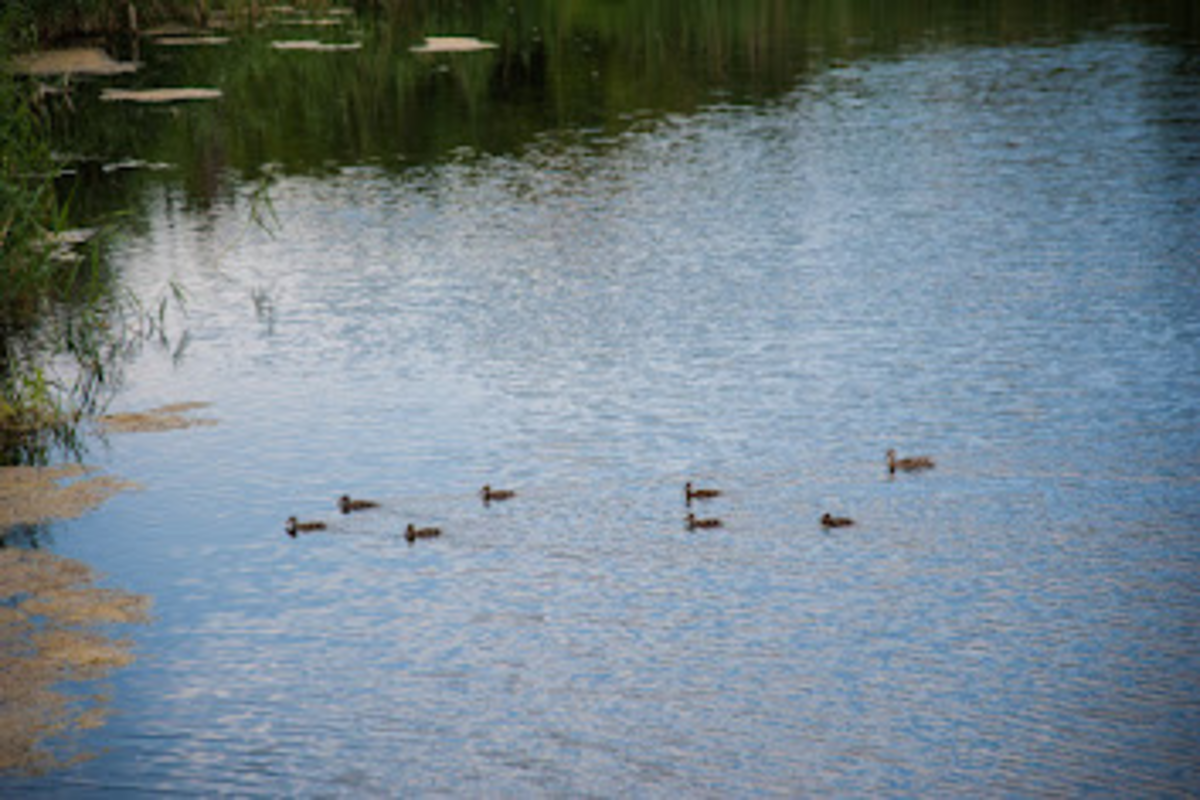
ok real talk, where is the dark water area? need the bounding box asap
[5,1,1200,795]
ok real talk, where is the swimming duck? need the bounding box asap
[339,495,380,513]
[685,482,721,505]
[686,513,723,530]
[820,513,855,528]
[480,485,516,504]
[286,517,327,537]
[887,449,935,474]
[405,524,442,542]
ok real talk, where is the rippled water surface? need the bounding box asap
[9,21,1200,798]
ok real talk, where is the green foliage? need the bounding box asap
[0,8,190,463]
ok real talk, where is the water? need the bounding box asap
[7,11,1200,798]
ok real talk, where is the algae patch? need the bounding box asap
[0,550,150,774]
[0,465,140,529]
[98,401,217,434]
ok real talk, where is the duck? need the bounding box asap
[480,485,516,504]
[286,517,327,537]
[820,513,855,529]
[686,513,723,530]
[405,523,442,542]
[887,449,935,474]
[685,482,721,505]
[339,495,380,514]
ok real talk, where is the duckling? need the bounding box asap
[686,513,723,530]
[286,516,327,537]
[405,524,442,543]
[685,482,721,505]
[820,513,855,529]
[480,485,516,504]
[886,449,935,474]
[339,495,380,514]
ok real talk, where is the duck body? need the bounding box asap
[339,495,380,513]
[887,449,935,474]
[481,485,516,504]
[405,524,442,542]
[286,516,327,536]
[686,513,723,530]
[685,482,721,505]
[821,513,855,529]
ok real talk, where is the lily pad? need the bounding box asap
[271,40,362,52]
[10,48,138,77]
[410,36,499,54]
[153,36,231,47]
[100,88,223,104]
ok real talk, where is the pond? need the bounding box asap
[4,2,1200,795]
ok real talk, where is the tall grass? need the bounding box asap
[0,8,188,464]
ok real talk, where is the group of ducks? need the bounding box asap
[285,485,516,542]
[284,450,934,542]
[827,449,935,526]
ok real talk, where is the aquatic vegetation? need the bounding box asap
[99,87,223,103]
[8,47,137,76]
[96,401,217,434]
[0,464,139,528]
[0,549,149,775]
[410,36,498,54]
[270,39,361,51]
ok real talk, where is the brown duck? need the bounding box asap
[405,524,442,542]
[480,485,516,504]
[339,495,380,513]
[286,517,327,537]
[820,513,855,529]
[686,513,723,530]
[685,482,721,505]
[887,449,935,474]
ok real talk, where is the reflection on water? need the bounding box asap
[7,2,1200,797]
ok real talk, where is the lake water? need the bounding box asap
[5,5,1200,796]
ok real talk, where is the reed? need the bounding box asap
[1,11,189,463]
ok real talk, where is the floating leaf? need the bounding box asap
[153,36,231,47]
[100,88,223,104]
[10,48,138,77]
[271,40,362,52]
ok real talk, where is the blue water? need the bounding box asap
[10,35,1200,796]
